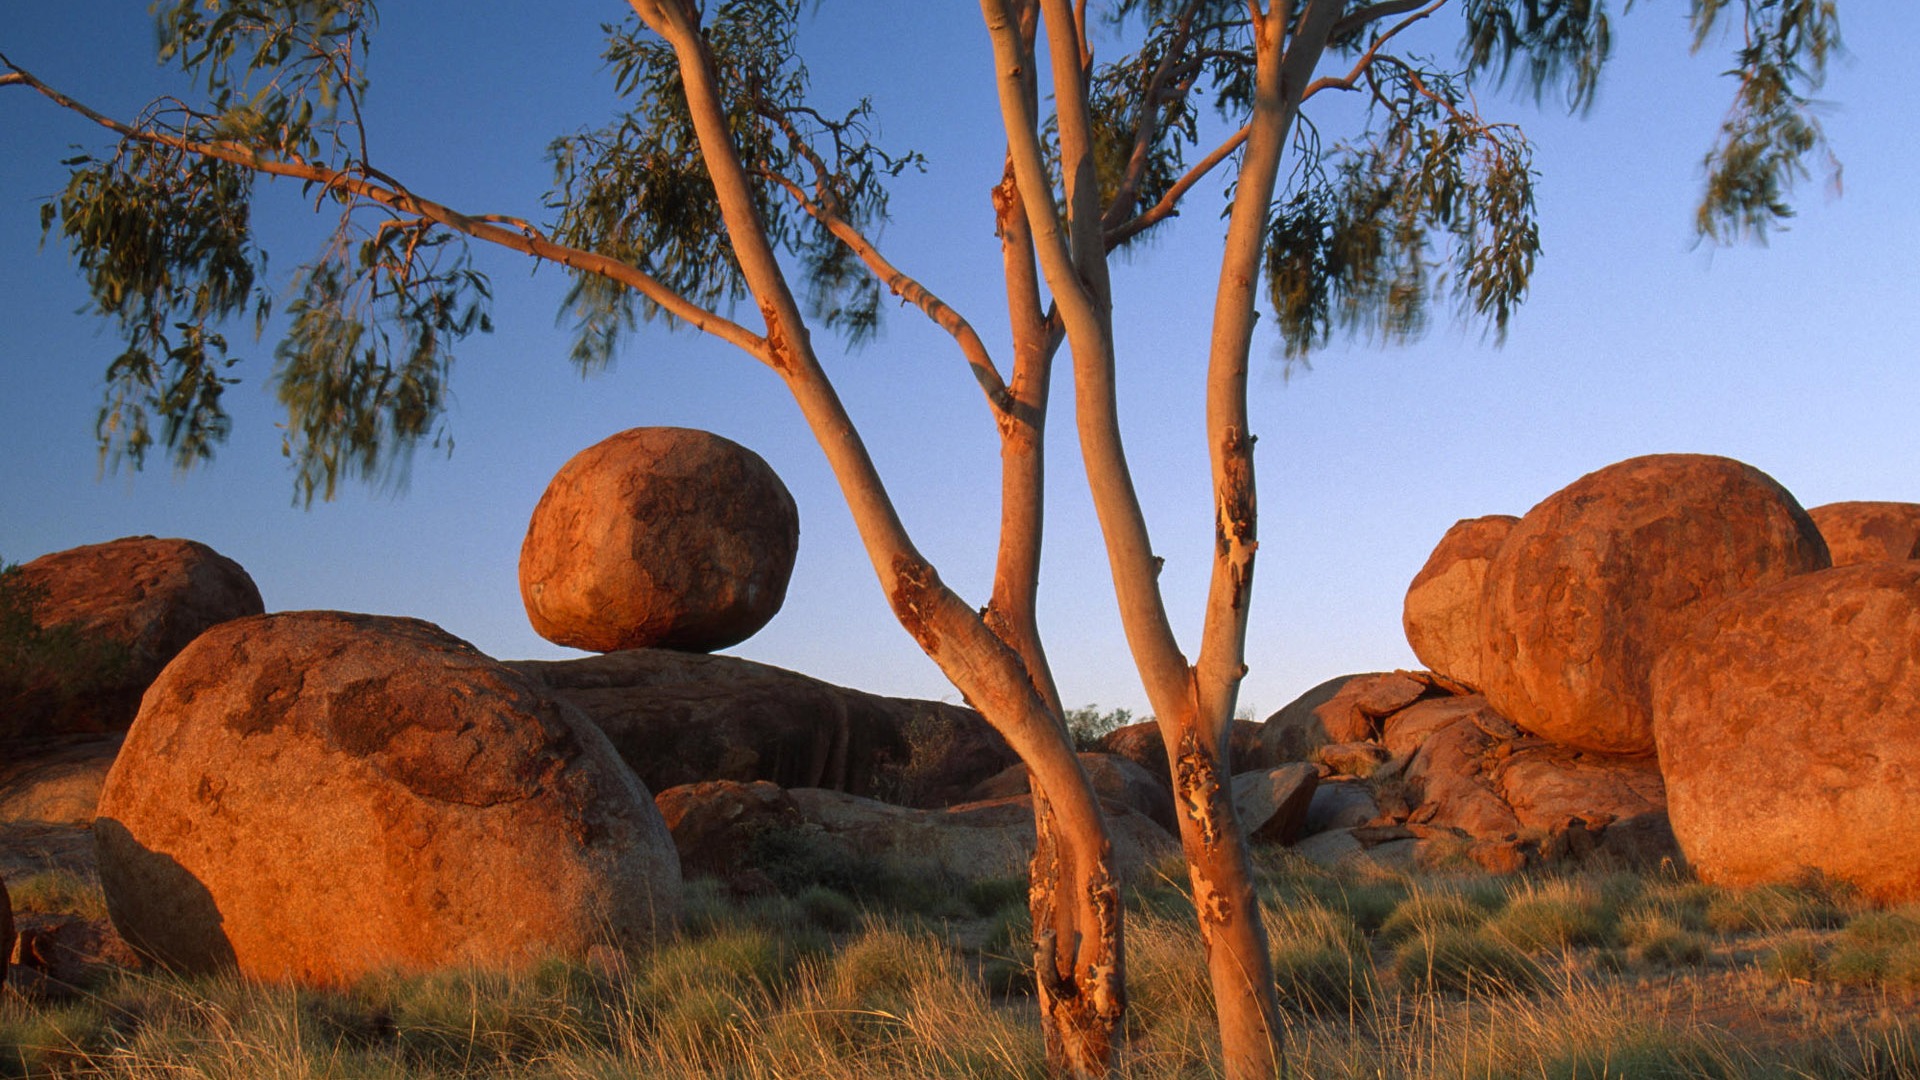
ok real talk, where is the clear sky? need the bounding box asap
[3,2,1917,720]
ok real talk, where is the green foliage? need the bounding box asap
[1691,0,1843,241]
[42,143,262,473]
[547,0,918,372]
[1062,703,1134,751]
[1267,63,1539,360]
[1461,0,1615,112]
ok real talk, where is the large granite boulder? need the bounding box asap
[1402,515,1518,689]
[2,537,263,738]
[1479,454,1829,754]
[508,649,1015,808]
[0,734,122,824]
[519,427,798,653]
[1230,764,1319,845]
[1806,501,1920,566]
[1653,562,1920,902]
[95,612,681,986]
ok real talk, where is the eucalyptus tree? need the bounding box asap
[1,0,1838,1075]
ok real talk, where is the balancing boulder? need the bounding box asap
[519,428,798,653]
[1479,454,1829,754]
[1653,562,1920,903]
[94,611,681,986]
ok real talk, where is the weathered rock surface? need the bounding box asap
[963,752,1178,832]
[1302,780,1380,835]
[8,910,141,994]
[1403,515,1518,689]
[1092,719,1270,784]
[1653,562,1920,902]
[1479,454,1829,754]
[95,611,681,986]
[1231,764,1319,845]
[3,537,263,738]
[519,427,799,653]
[2,872,11,989]
[654,779,803,893]
[784,788,1176,886]
[508,649,1015,807]
[1807,501,1920,566]
[0,734,122,824]
[1261,672,1436,763]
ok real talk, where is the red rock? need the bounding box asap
[508,649,1015,807]
[1653,562,1920,902]
[1480,454,1829,754]
[1260,672,1431,762]
[3,537,262,737]
[654,780,803,892]
[8,911,141,992]
[1314,741,1394,779]
[1493,746,1675,865]
[1382,696,1486,758]
[95,612,681,986]
[519,428,798,653]
[1806,501,1920,566]
[1230,764,1319,844]
[1401,704,1522,841]
[1403,515,1518,689]
[962,753,1177,832]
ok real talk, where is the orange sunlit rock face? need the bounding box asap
[1806,500,1920,565]
[1478,454,1830,755]
[1654,561,1920,904]
[518,427,798,654]
[4,536,261,738]
[94,611,681,987]
[1402,514,1518,690]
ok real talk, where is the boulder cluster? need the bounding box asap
[6,439,1919,994]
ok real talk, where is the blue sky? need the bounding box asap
[3,2,1917,719]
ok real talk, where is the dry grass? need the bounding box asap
[4,852,1920,1078]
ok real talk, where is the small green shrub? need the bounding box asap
[1620,911,1711,968]
[1706,883,1845,935]
[1380,890,1493,942]
[4,869,109,922]
[1267,902,1373,1015]
[1760,932,1825,981]
[1389,927,1542,995]
[1491,879,1612,953]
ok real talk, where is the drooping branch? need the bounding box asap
[0,58,768,360]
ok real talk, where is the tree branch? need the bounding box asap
[1302,0,1450,102]
[1,58,768,360]
[1330,0,1446,41]
[1105,124,1251,249]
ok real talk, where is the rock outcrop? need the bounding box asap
[654,779,804,894]
[1096,719,1270,782]
[0,734,122,824]
[962,752,1176,832]
[784,788,1176,886]
[1260,671,1440,763]
[1653,562,1920,903]
[2,873,11,990]
[1402,515,1518,689]
[1806,501,1920,565]
[519,427,799,653]
[2,537,262,738]
[1479,454,1829,754]
[1231,763,1319,845]
[508,649,1016,807]
[95,611,681,986]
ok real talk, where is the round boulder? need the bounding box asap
[94,611,681,986]
[1479,454,1829,754]
[519,428,798,653]
[1806,501,1920,566]
[3,536,263,738]
[1402,515,1518,689]
[1653,562,1920,903]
